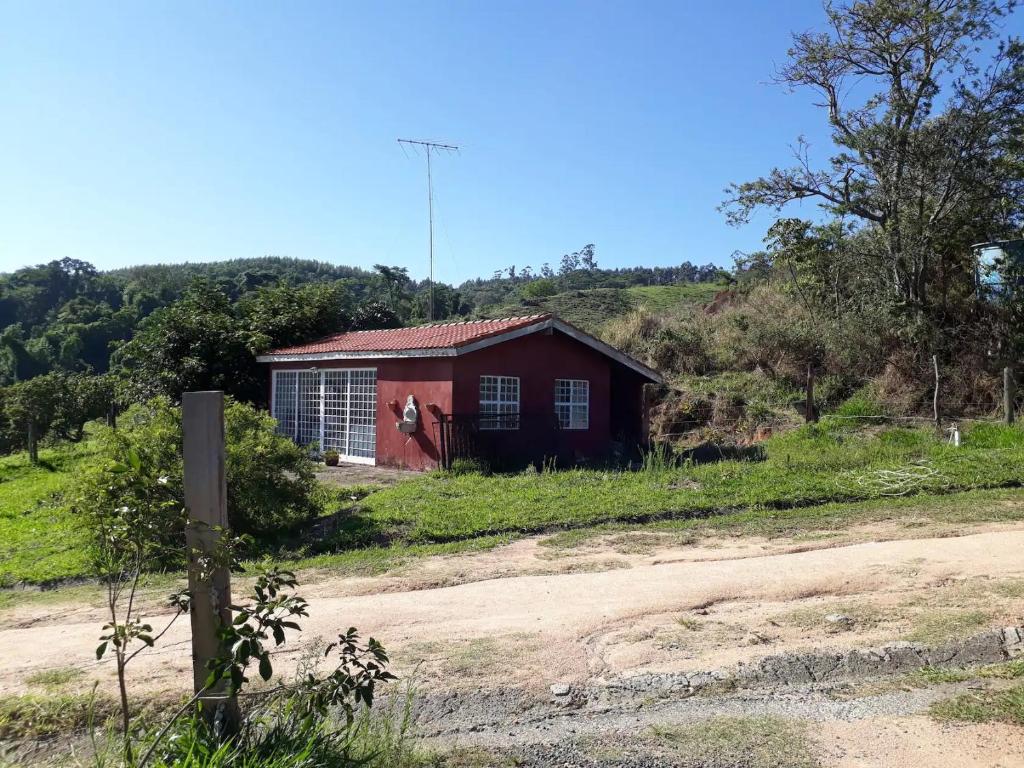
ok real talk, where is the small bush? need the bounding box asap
[832,386,887,421]
[82,397,317,541]
[447,457,489,476]
[138,688,423,768]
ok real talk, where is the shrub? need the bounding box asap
[82,397,317,540]
[602,306,711,375]
[323,449,340,466]
[519,279,558,299]
[446,457,488,476]
[828,386,888,424]
[224,401,318,534]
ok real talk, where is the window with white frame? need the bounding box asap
[479,375,519,430]
[271,368,377,463]
[555,379,589,430]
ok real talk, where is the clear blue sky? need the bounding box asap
[1,0,836,283]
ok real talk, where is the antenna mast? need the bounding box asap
[397,138,459,322]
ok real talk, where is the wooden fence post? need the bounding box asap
[182,391,240,734]
[805,364,816,423]
[27,419,38,464]
[1004,367,1015,425]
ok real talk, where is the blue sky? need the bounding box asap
[1,1,838,283]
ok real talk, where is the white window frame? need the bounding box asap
[479,375,520,430]
[271,368,377,465]
[555,379,589,430]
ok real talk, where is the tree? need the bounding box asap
[238,281,353,350]
[559,251,580,274]
[3,375,57,463]
[0,324,48,383]
[722,0,1024,312]
[352,300,402,330]
[372,264,411,311]
[112,280,263,404]
[579,244,597,271]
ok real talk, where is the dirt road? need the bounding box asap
[4,521,1024,766]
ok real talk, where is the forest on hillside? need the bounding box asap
[0,249,722,456]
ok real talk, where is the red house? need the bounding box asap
[257,314,662,470]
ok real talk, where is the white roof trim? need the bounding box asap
[257,348,458,363]
[257,317,664,383]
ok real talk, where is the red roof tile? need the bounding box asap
[266,314,551,356]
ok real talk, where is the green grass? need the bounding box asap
[650,716,820,768]
[0,444,96,587]
[930,684,1024,725]
[351,423,1024,544]
[625,282,722,315]
[0,691,117,740]
[25,667,84,690]
[5,422,1024,588]
[484,287,635,332]
[483,282,721,333]
[906,609,992,645]
[911,659,1024,686]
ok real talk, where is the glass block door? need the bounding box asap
[272,368,377,464]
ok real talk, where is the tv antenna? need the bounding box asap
[397,138,459,322]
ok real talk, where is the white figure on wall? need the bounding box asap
[398,395,418,433]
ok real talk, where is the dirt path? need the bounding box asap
[4,523,1024,766]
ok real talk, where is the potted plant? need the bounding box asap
[323,449,340,467]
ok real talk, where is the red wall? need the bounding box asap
[452,331,612,463]
[374,358,453,470]
[269,358,452,471]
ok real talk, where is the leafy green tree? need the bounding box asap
[372,264,411,311]
[2,375,57,463]
[0,324,49,383]
[722,0,1024,312]
[0,371,114,460]
[238,281,354,350]
[112,280,263,403]
[352,300,401,330]
[520,278,559,299]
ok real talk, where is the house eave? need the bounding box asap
[256,348,458,363]
[258,317,664,384]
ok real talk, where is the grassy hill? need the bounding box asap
[624,283,721,316]
[480,282,724,333]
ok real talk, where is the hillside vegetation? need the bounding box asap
[477,282,723,333]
